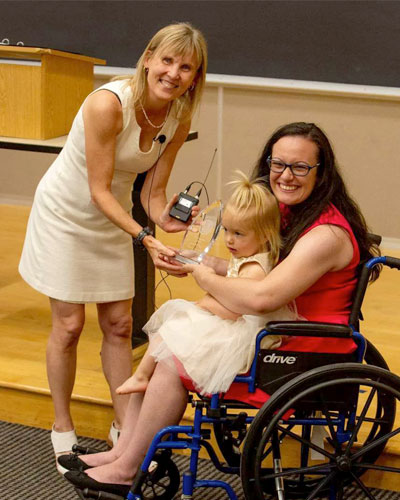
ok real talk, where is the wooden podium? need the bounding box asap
[0,46,105,139]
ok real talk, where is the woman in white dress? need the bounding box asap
[18,22,207,469]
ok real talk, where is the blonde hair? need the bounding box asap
[123,23,207,123]
[225,170,281,265]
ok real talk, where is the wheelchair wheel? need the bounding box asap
[133,451,180,500]
[241,363,399,499]
[364,339,390,370]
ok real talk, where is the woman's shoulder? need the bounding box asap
[300,203,356,247]
[310,203,351,231]
[83,88,123,133]
[94,79,132,105]
[295,222,355,272]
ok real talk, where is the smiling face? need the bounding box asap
[269,136,319,206]
[144,50,198,104]
[222,209,263,259]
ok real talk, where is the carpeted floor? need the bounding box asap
[1,420,400,500]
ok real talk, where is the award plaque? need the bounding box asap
[174,200,223,265]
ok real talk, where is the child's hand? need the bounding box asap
[183,262,216,288]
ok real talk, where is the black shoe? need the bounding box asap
[64,470,131,497]
[57,453,91,472]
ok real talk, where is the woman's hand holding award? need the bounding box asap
[174,200,223,265]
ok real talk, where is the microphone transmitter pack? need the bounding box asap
[169,192,199,222]
[169,148,217,223]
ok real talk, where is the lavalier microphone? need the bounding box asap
[153,134,166,144]
[169,148,217,222]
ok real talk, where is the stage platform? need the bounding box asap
[1,204,400,490]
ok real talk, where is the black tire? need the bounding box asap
[135,452,180,500]
[241,363,400,499]
[364,339,390,370]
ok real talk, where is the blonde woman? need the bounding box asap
[18,22,207,470]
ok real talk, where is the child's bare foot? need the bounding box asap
[116,374,149,394]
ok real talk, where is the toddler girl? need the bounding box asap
[117,171,298,396]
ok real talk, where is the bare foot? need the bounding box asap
[116,374,149,394]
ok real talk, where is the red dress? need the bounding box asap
[182,203,360,406]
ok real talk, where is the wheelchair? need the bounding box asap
[72,253,400,500]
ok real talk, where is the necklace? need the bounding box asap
[140,101,171,129]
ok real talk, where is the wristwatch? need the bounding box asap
[133,226,153,249]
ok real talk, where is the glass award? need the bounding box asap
[174,200,223,265]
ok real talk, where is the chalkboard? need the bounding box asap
[1,0,400,87]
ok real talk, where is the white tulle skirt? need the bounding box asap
[143,299,296,395]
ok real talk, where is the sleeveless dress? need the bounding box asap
[144,252,298,395]
[19,80,179,303]
[279,203,360,354]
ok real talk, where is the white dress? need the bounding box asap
[144,252,298,395]
[19,80,179,303]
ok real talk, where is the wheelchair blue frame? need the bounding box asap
[128,324,368,499]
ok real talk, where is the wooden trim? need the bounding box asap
[0,46,106,65]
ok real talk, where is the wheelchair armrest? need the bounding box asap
[385,256,400,270]
[265,320,353,338]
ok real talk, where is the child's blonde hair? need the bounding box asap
[225,170,281,265]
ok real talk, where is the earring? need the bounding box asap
[189,82,196,91]
[144,67,149,75]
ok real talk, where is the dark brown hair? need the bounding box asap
[252,122,380,281]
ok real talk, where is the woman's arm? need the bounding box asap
[140,121,200,233]
[83,90,177,268]
[84,90,145,238]
[184,224,354,315]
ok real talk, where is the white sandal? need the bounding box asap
[51,424,78,474]
[107,421,120,447]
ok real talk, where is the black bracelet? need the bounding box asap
[133,226,154,249]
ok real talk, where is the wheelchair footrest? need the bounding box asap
[72,444,104,455]
[75,487,125,500]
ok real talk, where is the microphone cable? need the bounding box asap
[143,134,174,309]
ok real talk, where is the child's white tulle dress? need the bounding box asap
[143,252,298,395]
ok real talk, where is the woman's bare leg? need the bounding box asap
[47,299,85,431]
[97,299,133,429]
[80,391,145,467]
[86,362,188,484]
